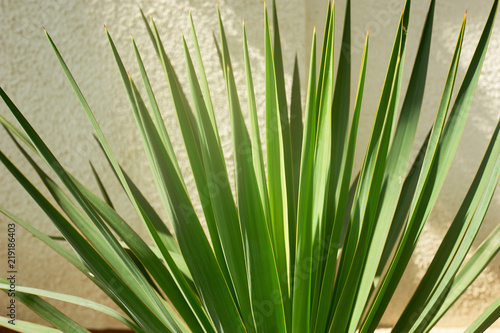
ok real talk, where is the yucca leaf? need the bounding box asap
[313,28,369,333]
[1,2,499,332]
[183,29,258,330]
[331,3,409,328]
[189,10,221,149]
[147,16,249,318]
[40,30,186,331]
[0,206,87,274]
[331,48,403,333]
[226,62,287,331]
[89,161,114,209]
[372,130,430,286]
[124,247,164,297]
[127,72,245,331]
[313,0,351,325]
[272,5,297,295]
[181,30,244,294]
[402,110,500,333]
[271,0,289,136]
[288,55,302,290]
[397,28,498,327]
[1,81,180,332]
[464,297,500,333]
[262,5,292,326]
[0,203,114,303]
[373,7,463,281]
[94,138,179,255]
[131,36,183,182]
[0,150,170,332]
[315,0,332,106]
[346,1,435,330]
[214,7,272,327]
[292,26,317,333]
[0,115,34,150]
[0,317,65,333]
[307,1,335,327]
[321,0,351,260]
[108,22,248,332]
[0,176,143,330]
[0,280,141,332]
[7,126,196,324]
[43,34,178,318]
[361,1,498,330]
[289,55,302,211]
[75,178,208,332]
[428,223,500,331]
[243,21,270,226]
[212,31,224,75]
[0,279,90,333]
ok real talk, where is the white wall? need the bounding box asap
[0,0,498,330]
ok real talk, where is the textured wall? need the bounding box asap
[0,0,498,330]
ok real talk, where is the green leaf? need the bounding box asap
[361,0,498,330]
[331,48,403,333]
[314,28,369,333]
[242,20,270,227]
[226,61,287,332]
[127,73,246,331]
[263,5,291,325]
[189,10,221,149]
[74,178,209,332]
[289,55,302,213]
[330,1,410,328]
[464,297,500,333]
[0,116,35,151]
[0,279,140,332]
[0,150,170,332]
[0,280,90,333]
[313,0,352,326]
[347,1,435,329]
[8,127,195,326]
[307,1,336,327]
[89,161,114,209]
[182,29,257,329]
[426,223,500,331]
[146,17,249,318]
[131,36,183,183]
[292,25,317,333]
[272,5,297,296]
[0,317,64,333]
[95,140,179,255]
[395,87,500,333]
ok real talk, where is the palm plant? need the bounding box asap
[1,0,499,332]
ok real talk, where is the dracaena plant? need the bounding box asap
[1,0,499,332]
